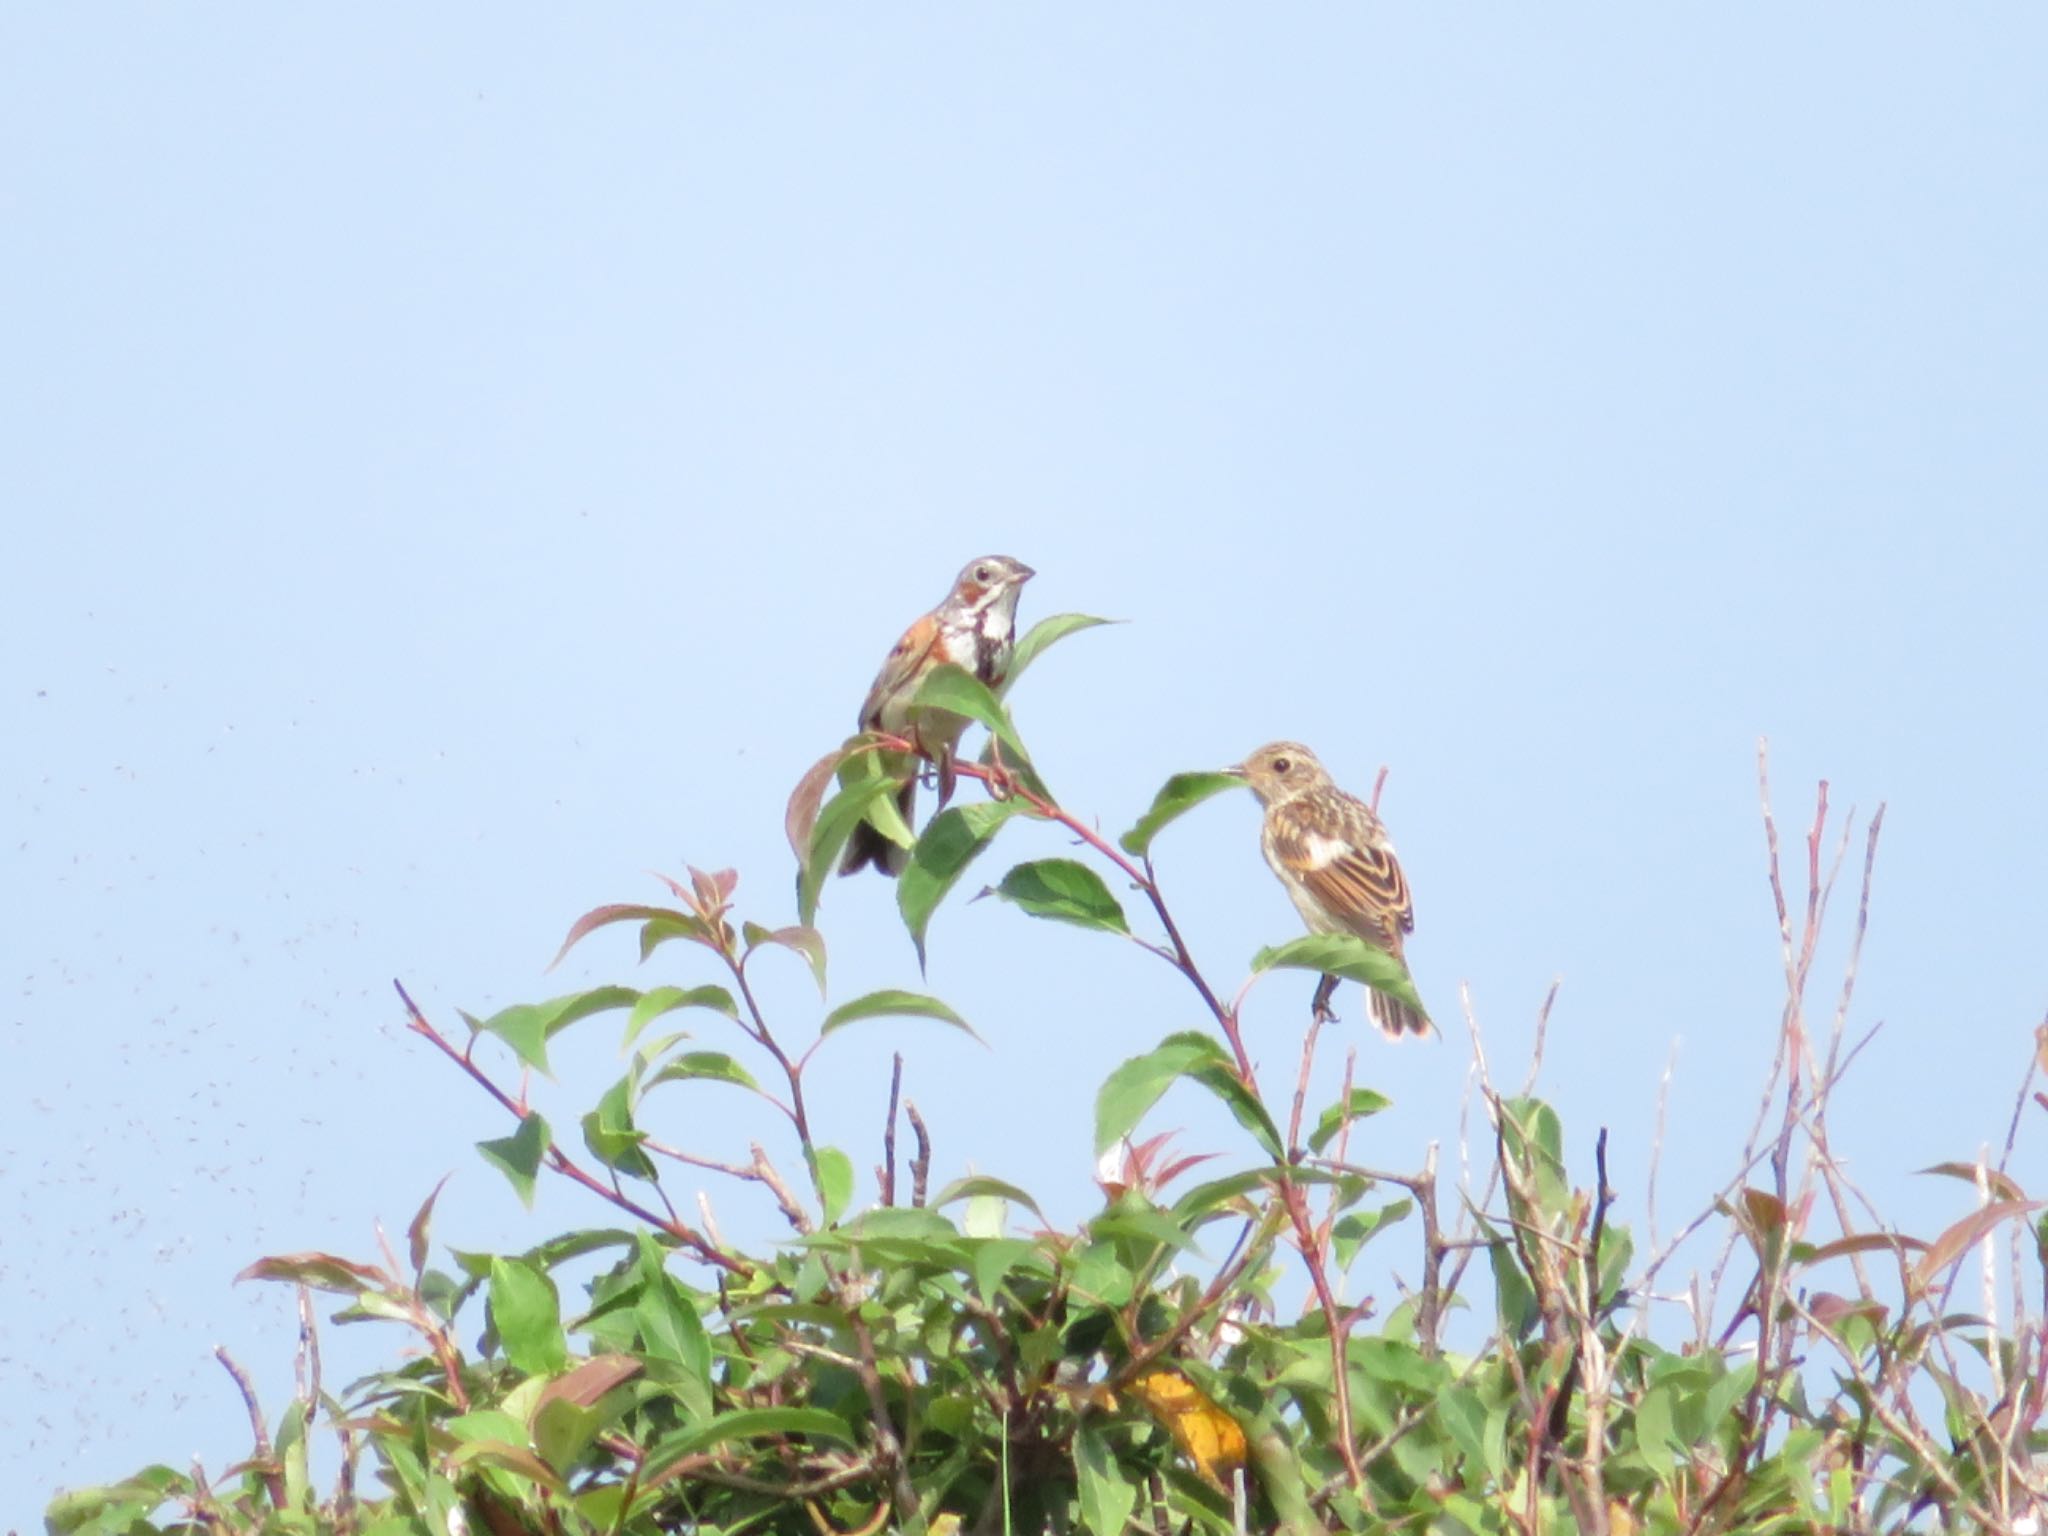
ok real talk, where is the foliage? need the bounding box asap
[49,619,2048,1536]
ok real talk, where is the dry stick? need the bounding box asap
[214,1346,288,1513]
[1702,753,1820,1332]
[1803,805,1886,1307]
[880,1052,903,1208]
[1998,1014,2047,1336]
[1644,1040,1680,1279]
[905,1099,933,1208]
[394,979,749,1277]
[1439,983,1557,1308]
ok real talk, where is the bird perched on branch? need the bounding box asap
[1230,741,1430,1037]
[840,555,1035,876]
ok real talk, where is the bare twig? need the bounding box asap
[880,1052,903,1208]
[214,1347,287,1512]
[905,1099,933,1208]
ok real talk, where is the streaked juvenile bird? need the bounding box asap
[840,555,1035,877]
[1229,741,1431,1037]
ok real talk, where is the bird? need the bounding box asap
[840,555,1036,876]
[1228,740,1430,1037]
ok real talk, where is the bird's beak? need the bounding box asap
[1013,562,1037,583]
[1221,764,1247,779]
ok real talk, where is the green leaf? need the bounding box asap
[643,1409,856,1480]
[470,986,639,1075]
[45,1469,193,1536]
[897,799,1024,966]
[1333,1199,1413,1270]
[821,988,982,1042]
[622,984,739,1049]
[1634,1383,1681,1470]
[478,1113,551,1208]
[631,1237,713,1421]
[1119,770,1246,858]
[532,1397,603,1475]
[581,1076,656,1181]
[970,1238,1045,1306]
[992,858,1130,935]
[1075,1422,1138,1536]
[1250,933,1429,1027]
[811,1145,855,1226]
[489,1257,569,1375]
[933,1175,1047,1227]
[644,1050,762,1094]
[1088,1205,1203,1259]
[1094,1032,1232,1156]
[1307,1088,1394,1154]
[1436,1385,1490,1475]
[1001,612,1117,695]
[909,661,1028,760]
[799,770,917,926]
[742,923,828,996]
[1189,1057,1285,1161]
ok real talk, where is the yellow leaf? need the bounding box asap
[1127,1369,1247,1484]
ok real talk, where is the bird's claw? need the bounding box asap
[1311,973,1341,1026]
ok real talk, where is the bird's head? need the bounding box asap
[949,555,1035,612]
[1226,741,1329,806]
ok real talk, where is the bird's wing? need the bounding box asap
[858,611,945,732]
[1268,798,1414,950]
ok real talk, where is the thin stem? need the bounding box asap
[394,980,749,1277]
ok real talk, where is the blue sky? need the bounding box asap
[7,6,2048,1516]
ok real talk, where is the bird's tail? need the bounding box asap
[839,779,917,877]
[1367,988,1433,1040]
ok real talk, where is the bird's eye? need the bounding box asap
[1272,757,1292,775]
[974,564,992,582]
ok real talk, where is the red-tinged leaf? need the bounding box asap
[1808,1291,1888,1328]
[1910,1199,2044,1297]
[236,1252,390,1295]
[1919,1161,2029,1204]
[786,745,851,862]
[1154,1152,1222,1189]
[686,866,738,913]
[407,1175,453,1285]
[447,1439,567,1493]
[550,905,705,970]
[533,1354,642,1417]
[742,922,828,996]
[1741,1188,1787,1234]
[1800,1231,1928,1265]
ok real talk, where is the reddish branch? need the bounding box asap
[393,979,750,1278]
[874,737,1371,1488]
